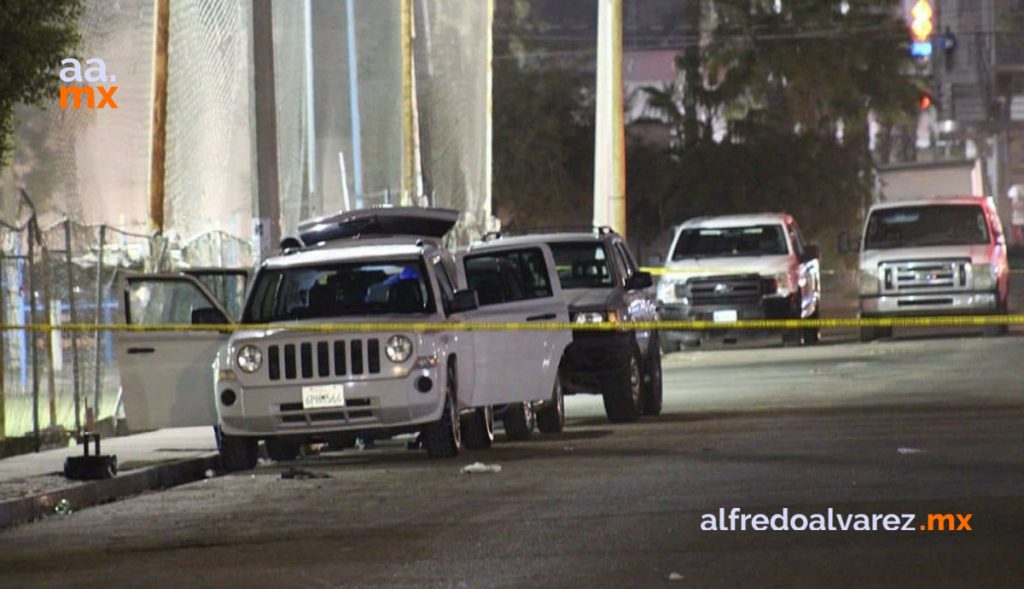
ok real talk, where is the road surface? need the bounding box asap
[2,328,1022,587]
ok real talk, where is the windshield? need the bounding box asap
[547,242,614,289]
[672,225,788,260]
[242,259,435,323]
[864,205,989,249]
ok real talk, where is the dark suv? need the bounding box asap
[480,228,662,423]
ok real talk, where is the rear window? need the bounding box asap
[547,242,615,289]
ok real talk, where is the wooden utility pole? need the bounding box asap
[148,0,170,233]
[253,0,282,258]
[401,0,416,205]
[593,0,626,236]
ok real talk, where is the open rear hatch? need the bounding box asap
[298,207,460,245]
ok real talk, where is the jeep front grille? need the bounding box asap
[266,338,382,381]
[879,259,970,294]
[684,274,764,306]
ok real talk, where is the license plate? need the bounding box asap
[712,310,738,323]
[302,384,346,409]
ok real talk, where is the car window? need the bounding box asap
[243,259,436,322]
[615,242,638,277]
[547,241,614,289]
[433,259,456,307]
[786,222,804,257]
[126,279,220,326]
[672,225,789,259]
[464,247,554,306]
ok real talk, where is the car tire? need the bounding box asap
[984,295,1009,337]
[216,427,258,472]
[265,438,301,462]
[803,310,821,345]
[659,335,681,355]
[642,342,663,416]
[782,329,804,347]
[423,364,461,458]
[503,402,536,440]
[461,406,494,450]
[602,348,643,423]
[537,374,565,434]
[860,324,892,342]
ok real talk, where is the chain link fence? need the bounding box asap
[0,194,253,450]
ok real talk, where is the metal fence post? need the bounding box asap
[0,250,6,441]
[41,241,57,430]
[27,221,39,450]
[93,225,105,428]
[65,220,82,437]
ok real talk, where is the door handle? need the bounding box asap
[526,313,556,322]
[126,347,156,355]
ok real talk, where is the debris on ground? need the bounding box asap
[204,469,216,479]
[897,447,924,455]
[668,572,685,581]
[460,462,502,475]
[280,467,330,480]
[53,499,73,516]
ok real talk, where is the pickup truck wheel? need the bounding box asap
[642,343,663,416]
[983,296,1009,337]
[602,350,643,423]
[782,330,804,347]
[423,366,461,458]
[265,438,301,462]
[461,406,494,450]
[860,324,892,342]
[503,402,536,440]
[537,375,565,434]
[217,428,258,472]
[803,310,821,345]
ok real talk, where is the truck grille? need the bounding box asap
[683,274,764,306]
[879,260,970,293]
[266,338,382,381]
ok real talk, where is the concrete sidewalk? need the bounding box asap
[0,427,218,530]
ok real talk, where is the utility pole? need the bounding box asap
[253,0,282,258]
[148,0,170,234]
[400,0,420,206]
[346,0,365,208]
[593,0,626,236]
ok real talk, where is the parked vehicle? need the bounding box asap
[852,196,1009,341]
[116,207,571,471]
[656,213,822,350]
[469,227,661,423]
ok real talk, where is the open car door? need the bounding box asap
[116,272,238,431]
[456,243,571,407]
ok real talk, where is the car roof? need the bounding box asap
[677,213,792,229]
[263,241,433,269]
[869,196,992,211]
[473,232,609,249]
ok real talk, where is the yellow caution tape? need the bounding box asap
[640,267,1024,276]
[1,316,1022,333]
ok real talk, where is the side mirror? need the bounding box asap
[801,244,821,262]
[625,271,654,290]
[191,307,229,325]
[836,232,855,255]
[449,289,479,314]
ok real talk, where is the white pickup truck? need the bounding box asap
[855,196,1009,341]
[656,213,822,350]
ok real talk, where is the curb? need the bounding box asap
[0,453,220,530]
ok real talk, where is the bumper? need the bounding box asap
[561,331,633,392]
[659,295,798,340]
[216,367,444,437]
[859,292,997,316]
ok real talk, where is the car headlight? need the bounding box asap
[385,334,414,363]
[656,278,678,302]
[774,272,795,296]
[859,269,879,294]
[236,345,262,373]
[973,264,997,291]
[573,310,619,324]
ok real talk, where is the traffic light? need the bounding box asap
[920,93,933,111]
[909,0,934,57]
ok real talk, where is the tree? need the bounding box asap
[633,0,922,250]
[0,0,83,169]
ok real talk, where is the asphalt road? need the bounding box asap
[2,328,1023,588]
